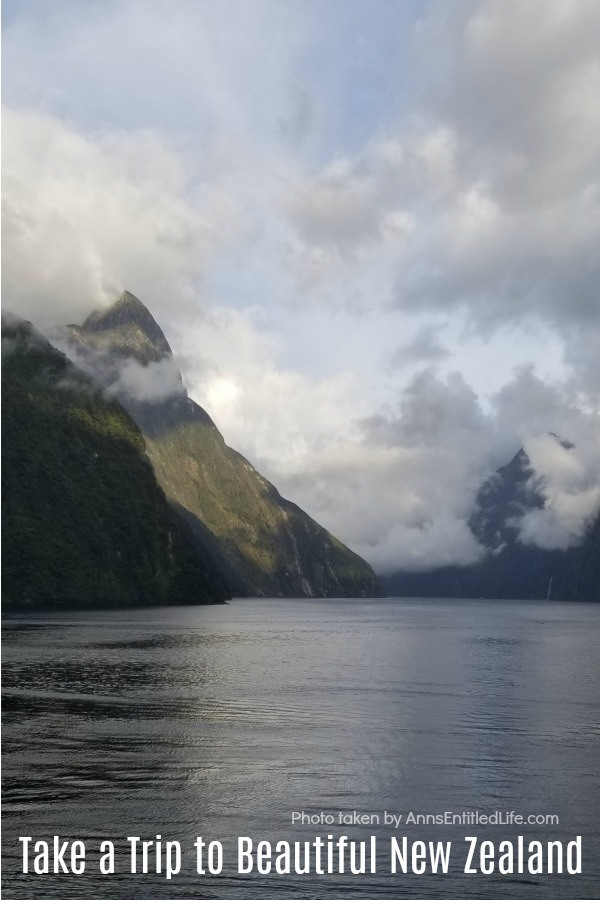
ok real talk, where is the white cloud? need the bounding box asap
[49,332,186,405]
[1,106,249,329]
[107,356,185,404]
[517,433,600,550]
[178,307,366,467]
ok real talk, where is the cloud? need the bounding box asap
[390,325,449,368]
[277,1,600,393]
[50,331,186,405]
[1,311,49,358]
[516,433,600,550]
[1,106,249,330]
[280,139,420,298]
[316,371,493,572]
[418,0,600,346]
[358,512,485,574]
[105,356,185,404]
[279,86,315,148]
[187,347,498,572]
[177,307,366,466]
[423,0,600,205]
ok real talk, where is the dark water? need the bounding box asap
[2,598,600,899]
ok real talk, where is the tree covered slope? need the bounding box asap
[2,314,230,609]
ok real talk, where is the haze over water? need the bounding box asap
[3,598,600,898]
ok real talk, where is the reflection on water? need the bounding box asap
[2,598,600,898]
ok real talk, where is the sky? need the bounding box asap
[3,0,600,573]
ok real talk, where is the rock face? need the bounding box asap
[65,292,379,598]
[381,446,600,601]
[2,314,230,609]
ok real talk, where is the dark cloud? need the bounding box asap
[390,325,449,368]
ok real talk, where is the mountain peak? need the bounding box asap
[81,291,172,357]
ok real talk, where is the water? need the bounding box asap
[2,597,600,898]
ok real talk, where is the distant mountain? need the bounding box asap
[381,446,600,601]
[2,314,230,610]
[64,291,379,598]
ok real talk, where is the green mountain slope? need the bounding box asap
[2,314,230,609]
[65,291,379,597]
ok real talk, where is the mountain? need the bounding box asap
[64,291,379,597]
[2,314,230,610]
[381,446,600,601]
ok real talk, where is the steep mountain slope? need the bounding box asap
[382,447,599,601]
[2,314,230,609]
[64,292,379,597]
